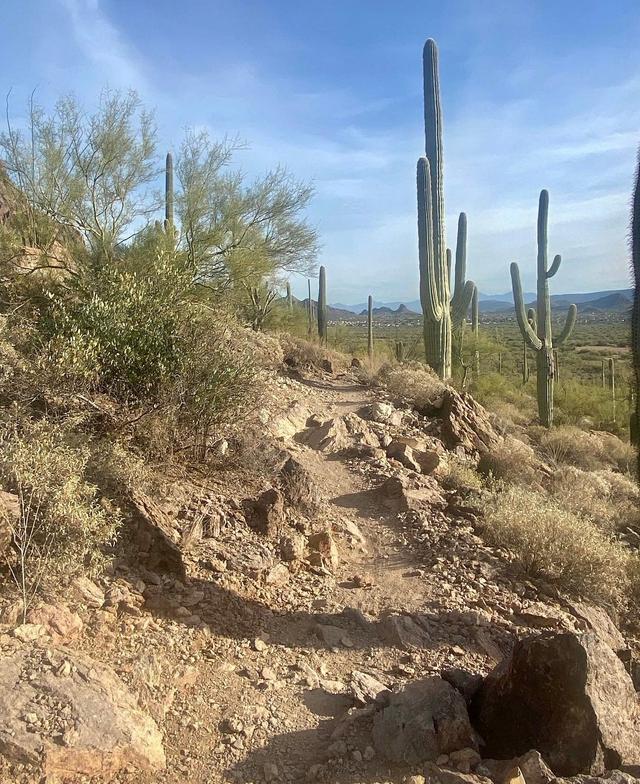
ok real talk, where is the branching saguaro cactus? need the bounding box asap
[632,153,640,478]
[367,295,374,360]
[418,40,475,379]
[317,265,327,345]
[511,190,577,427]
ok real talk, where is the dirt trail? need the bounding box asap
[0,370,528,784]
[133,369,515,784]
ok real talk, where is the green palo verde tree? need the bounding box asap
[417,39,475,379]
[510,189,577,427]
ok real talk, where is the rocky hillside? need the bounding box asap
[1,342,639,784]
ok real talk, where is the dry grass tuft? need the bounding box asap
[481,484,629,608]
[374,361,445,411]
[440,456,484,494]
[477,436,542,487]
[279,335,347,373]
[535,425,635,474]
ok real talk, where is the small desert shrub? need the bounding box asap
[481,484,629,608]
[536,425,635,474]
[477,436,541,487]
[375,361,445,411]
[548,465,615,531]
[489,400,531,432]
[471,372,536,418]
[536,426,602,470]
[280,335,346,372]
[440,456,484,495]
[0,420,121,599]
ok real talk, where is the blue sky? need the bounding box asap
[1,1,639,303]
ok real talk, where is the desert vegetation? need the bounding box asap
[0,25,638,784]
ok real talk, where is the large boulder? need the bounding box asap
[372,676,477,764]
[473,632,640,775]
[437,389,499,456]
[0,646,165,778]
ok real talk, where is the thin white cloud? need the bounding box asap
[58,0,148,92]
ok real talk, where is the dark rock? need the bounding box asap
[473,632,640,776]
[130,491,186,578]
[441,668,483,704]
[279,455,319,510]
[243,488,284,537]
[372,676,477,764]
[437,389,499,456]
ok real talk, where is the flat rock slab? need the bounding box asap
[0,646,165,778]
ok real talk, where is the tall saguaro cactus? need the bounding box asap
[286,281,293,311]
[632,154,640,479]
[165,152,174,227]
[367,295,374,360]
[317,266,327,345]
[510,190,577,427]
[417,40,475,379]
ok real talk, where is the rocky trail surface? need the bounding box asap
[1,365,639,784]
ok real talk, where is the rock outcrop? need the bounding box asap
[0,646,165,778]
[473,632,640,775]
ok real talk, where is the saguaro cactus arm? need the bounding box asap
[546,254,562,278]
[554,303,577,346]
[511,262,542,351]
[417,157,444,322]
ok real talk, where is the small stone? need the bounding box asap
[253,638,267,651]
[326,739,347,759]
[263,762,279,781]
[449,747,481,773]
[352,749,362,762]
[261,667,277,681]
[363,745,375,760]
[13,623,45,642]
[405,776,426,784]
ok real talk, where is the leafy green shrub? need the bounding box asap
[0,420,121,598]
[480,484,629,608]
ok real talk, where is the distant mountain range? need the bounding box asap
[331,289,633,316]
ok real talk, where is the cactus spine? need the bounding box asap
[510,190,577,428]
[367,295,374,361]
[632,153,640,478]
[417,40,475,379]
[317,266,327,345]
[165,152,174,227]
